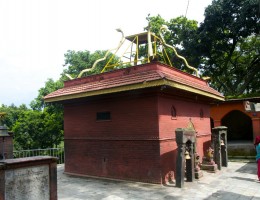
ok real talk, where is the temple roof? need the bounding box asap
[44,62,224,103]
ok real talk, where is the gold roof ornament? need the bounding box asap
[65,25,210,80]
[159,25,199,77]
[66,28,125,80]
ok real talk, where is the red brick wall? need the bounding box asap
[158,96,211,138]
[65,140,161,183]
[64,95,163,183]
[157,95,211,181]
[64,95,159,138]
[64,93,212,184]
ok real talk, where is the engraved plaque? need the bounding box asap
[5,165,50,200]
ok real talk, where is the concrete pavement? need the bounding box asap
[57,161,260,200]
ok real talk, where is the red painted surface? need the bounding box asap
[63,92,212,184]
[64,95,162,183]
[44,62,223,101]
[210,100,260,139]
[45,63,222,184]
[157,95,211,182]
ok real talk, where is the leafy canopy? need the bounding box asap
[147,0,259,96]
[197,0,259,96]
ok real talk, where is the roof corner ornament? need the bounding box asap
[66,28,125,80]
[159,25,199,77]
[65,73,75,80]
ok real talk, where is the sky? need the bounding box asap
[0,0,212,106]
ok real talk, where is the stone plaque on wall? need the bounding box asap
[0,156,57,200]
[5,165,49,200]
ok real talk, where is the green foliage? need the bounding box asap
[61,49,120,80]
[147,0,259,97]
[146,15,201,73]
[30,78,63,111]
[2,48,122,150]
[198,0,259,96]
[11,110,63,150]
[0,104,29,130]
[62,50,92,78]
[145,14,167,34]
[6,48,122,150]
[0,104,63,150]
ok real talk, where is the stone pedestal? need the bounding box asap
[200,147,218,173]
[212,126,228,170]
[200,161,218,172]
[0,156,57,200]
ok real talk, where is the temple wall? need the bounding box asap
[64,94,163,183]
[211,101,260,139]
[63,92,213,184]
[157,95,212,183]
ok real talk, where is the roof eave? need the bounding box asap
[44,79,224,103]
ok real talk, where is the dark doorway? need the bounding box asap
[221,110,253,141]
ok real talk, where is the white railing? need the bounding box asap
[13,148,65,164]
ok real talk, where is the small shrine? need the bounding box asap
[0,112,13,160]
[45,26,224,184]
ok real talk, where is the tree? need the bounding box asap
[147,1,259,96]
[30,78,63,111]
[0,104,29,130]
[198,0,259,96]
[61,49,121,80]
[25,49,121,150]
[29,78,64,150]
[12,110,63,150]
[146,15,201,73]
[26,48,121,150]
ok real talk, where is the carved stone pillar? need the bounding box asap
[176,141,185,188]
[212,126,228,170]
[175,128,195,188]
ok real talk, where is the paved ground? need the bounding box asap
[58,161,260,200]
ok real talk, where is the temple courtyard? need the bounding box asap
[57,161,260,200]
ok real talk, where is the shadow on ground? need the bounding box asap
[205,190,257,200]
[235,162,257,175]
[231,176,258,183]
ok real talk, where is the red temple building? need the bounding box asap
[45,30,224,184]
[210,98,260,157]
[211,97,260,141]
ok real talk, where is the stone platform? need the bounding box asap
[57,161,259,200]
[228,140,256,159]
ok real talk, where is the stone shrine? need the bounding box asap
[0,112,13,160]
[0,156,57,200]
